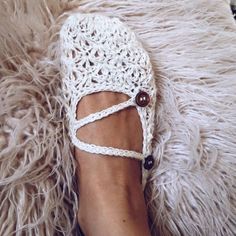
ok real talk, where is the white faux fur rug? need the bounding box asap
[0,0,236,235]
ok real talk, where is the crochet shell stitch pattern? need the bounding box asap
[0,0,235,235]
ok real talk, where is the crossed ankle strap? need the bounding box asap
[71,97,144,160]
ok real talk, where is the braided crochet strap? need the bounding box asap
[73,98,135,130]
[71,97,144,160]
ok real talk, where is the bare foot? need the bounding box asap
[75,91,151,236]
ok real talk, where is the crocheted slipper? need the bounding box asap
[60,13,157,189]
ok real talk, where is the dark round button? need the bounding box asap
[135,91,150,107]
[143,155,154,170]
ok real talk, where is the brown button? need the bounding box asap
[135,91,150,107]
[144,155,154,170]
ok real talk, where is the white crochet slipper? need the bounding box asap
[60,13,157,189]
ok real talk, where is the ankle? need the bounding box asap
[78,183,150,236]
[79,176,144,210]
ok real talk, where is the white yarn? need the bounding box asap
[1,0,235,235]
[60,13,157,188]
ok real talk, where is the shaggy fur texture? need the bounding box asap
[0,0,235,235]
